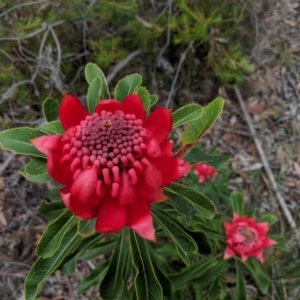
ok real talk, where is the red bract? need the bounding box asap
[224,213,277,262]
[32,94,190,241]
[194,162,217,182]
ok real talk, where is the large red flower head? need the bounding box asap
[224,213,277,262]
[32,94,190,241]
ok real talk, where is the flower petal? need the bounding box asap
[60,186,72,209]
[143,108,172,143]
[31,135,62,156]
[96,197,126,234]
[118,171,137,205]
[59,94,89,130]
[47,149,73,185]
[160,139,174,156]
[262,237,277,248]
[149,157,190,186]
[233,212,240,221]
[254,251,264,263]
[148,188,169,203]
[223,247,236,259]
[143,163,162,193]
[232,233,246,243]
[241,254,250,262]
[146,138,162,157]
[255,222,269,235]
[70,166,98,206]
[60,186,98,219]
[122,94,145,120]
[95,100,122,114]
[224,221,233,232]
[126,199,155,241]
[61,127,77,142]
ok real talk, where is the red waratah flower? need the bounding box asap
[224,213,277,262]
[194,162,217,182]
[31,94,190,241]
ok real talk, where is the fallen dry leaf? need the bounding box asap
[0,177,5,190]
[0,205,7,226]
[293,162,300,177]
[284,20,297,27]
[0,210,7,226]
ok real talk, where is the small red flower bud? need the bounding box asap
[194,162,217,182]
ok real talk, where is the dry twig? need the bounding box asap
[106,49,144,85]
[165,41,194,108]
[0,153,16,176]
[234,86,296,229]
[0,0,50,18]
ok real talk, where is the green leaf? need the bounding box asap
[234,259,246,300]
[115,73,142,101]
[0,128,45,157]
[184,146,230,169]
[244,258,269,294]
[172,104,203,128]
[78,262,108,294]
[230,191,244,216]
[165,183,216,219]
[269,234,289,251]
[168,194,192,220]
[80,240,117,261]
[181,97,224,145]
[130,231,163,300]
[60,234,104,276]
[87,76,108,113]
[48,188,61,202]
[77,219,96,237]
[153,209,198,266]
[85,63,108,89]
[183,229,212,255]
[36,210,76,258]
[168,257,219,289]
[149,94,158,106]
[25,226,81,300]
[42,97,59,122]
[191,260,228,286]
[100,231,128,300]
[148,247,172,298]
[219,280,228,299]
[192,214,224,238]
[60,255,77,276]
[22,158,47,176]
[207,279,219,300]
[19,158,51,183]
[39,200,66,220]
[37,121,64,135]
[260,214,278,225]
[137,86,151,113]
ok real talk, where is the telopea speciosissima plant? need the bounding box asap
[0,63,287,300]
[31,93,190,241]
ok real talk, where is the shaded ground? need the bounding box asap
[0,1,300,299]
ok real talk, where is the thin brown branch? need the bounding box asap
[0,0,50,18]
[234,86,296,229]
[165,41,194,108]
[106,49,144,85]
[0,153,16,176]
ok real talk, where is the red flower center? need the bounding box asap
[61,110,150,198]
[239,228,255,244]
